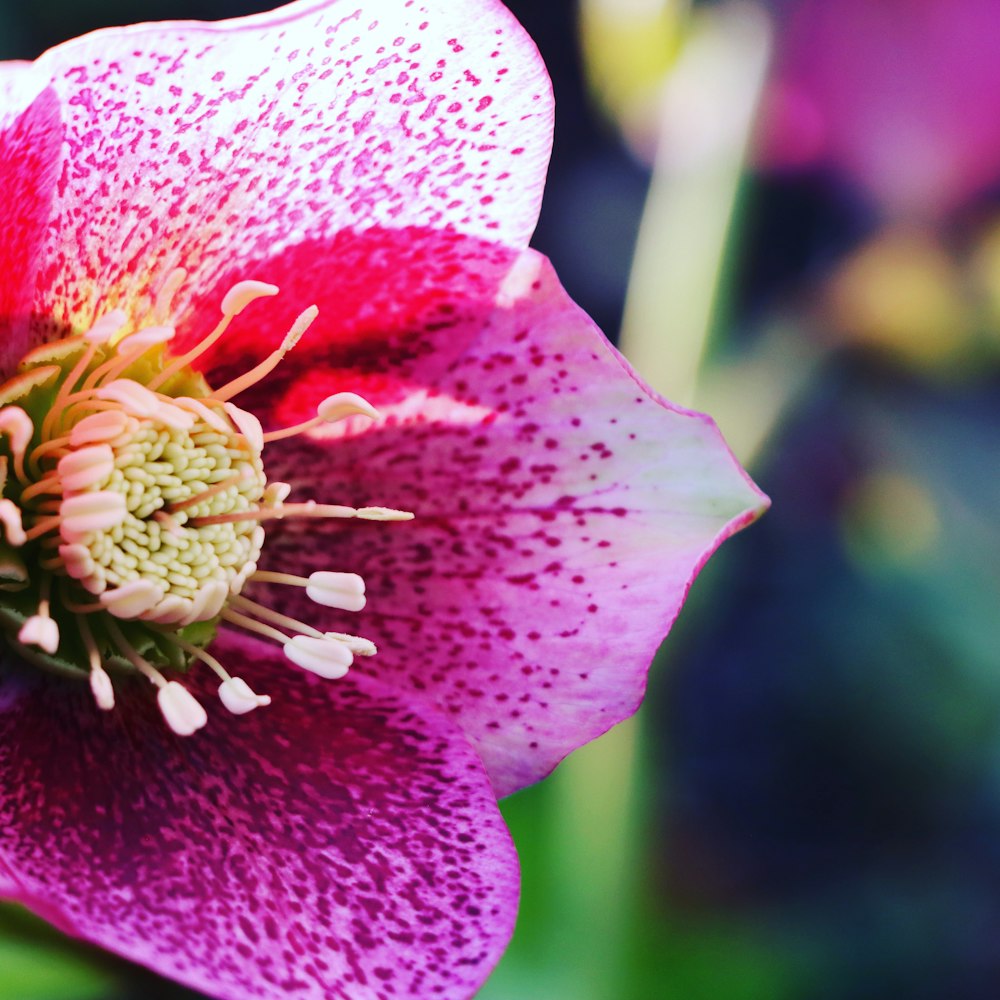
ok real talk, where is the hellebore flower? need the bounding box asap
[0,1,767,998]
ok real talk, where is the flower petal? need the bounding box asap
[186,227,524,392]
[257,250,769,796]
[14,0,552,337]
[0,632,519,1000]
[0,86,63,377]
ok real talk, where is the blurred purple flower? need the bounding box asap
[0,1,767,998]
[757,0,1000,218]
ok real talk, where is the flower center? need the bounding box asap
[0,273,410,734]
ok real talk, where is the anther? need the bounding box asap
[222,280,280,318]
[90,664,116,711]
[0,500,26,546]
[218,676,272,715]
[99,579,165,619]
[157,681,209,736]
[18,614,59,654]
[93,380,195,430]
[69,410,132,447]
[85,309,129,344]
[325,631,378,656]
[0,407,34,483]
[56,444,115,492]
[56,491,128,542]
[250,569,366,612]
[284,634,353,679]
[78,615,115,710]
[223,402,264,454]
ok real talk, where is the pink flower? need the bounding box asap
[0,2,767,998]
[757,0,1000,218]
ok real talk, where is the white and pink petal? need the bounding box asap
[11,0,552,342]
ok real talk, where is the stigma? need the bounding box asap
[0,273,411,735]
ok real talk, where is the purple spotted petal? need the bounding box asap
[0,632,518,1000]
[256,250,768,796]
[7,0,552,342]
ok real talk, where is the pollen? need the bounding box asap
[0,273,410,736]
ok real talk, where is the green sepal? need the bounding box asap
[0,602,90,680]
[0,543,28,591]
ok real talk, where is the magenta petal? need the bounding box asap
[257,250,768,796]
[0,86,63,375]
[0,632,519,1000]
[177,228,522,385]
[770,0,1000,216]
[16,0,552,335]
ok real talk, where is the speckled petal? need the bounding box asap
[0,633,519,1000]
[256,249,769,796]
[175,227,522,387]
[0,86,63,376]
[11,0,552,344]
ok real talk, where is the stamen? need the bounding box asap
[18,614,59,653]
[77,615,115,710]
[18,576,58,653]
[188,501,414,528]
[40,311,126,441]
[147,279,278,391]
[157,681,209,736]
[56,444,115,492]
[154,267,187,323]
[164,632,269,713]
[99,579,165,619]
[173,397,231,434]
[325,631,378,656]
[229,593,325,639]
[82,325,175,389]
[213,305,319,402]
[103,618,167,687]
[221,280,280,318]
[93,380,195,431]
[166,472,245,513]
[223,403,264,454]
[104,618,207,735]
[218,677,273,714]
[19,476,63,504]
[221,607,293,644]
[50,490,128,543]
[261,392,380,444]
[0,499,26,546]
[85,309,130,345]
[250,569,366,612]
[178,579,229,626]
[263,481,292,505]
[152,509,185,536]
[0,407,34,483]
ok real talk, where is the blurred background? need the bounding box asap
[4,0,1000,997]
